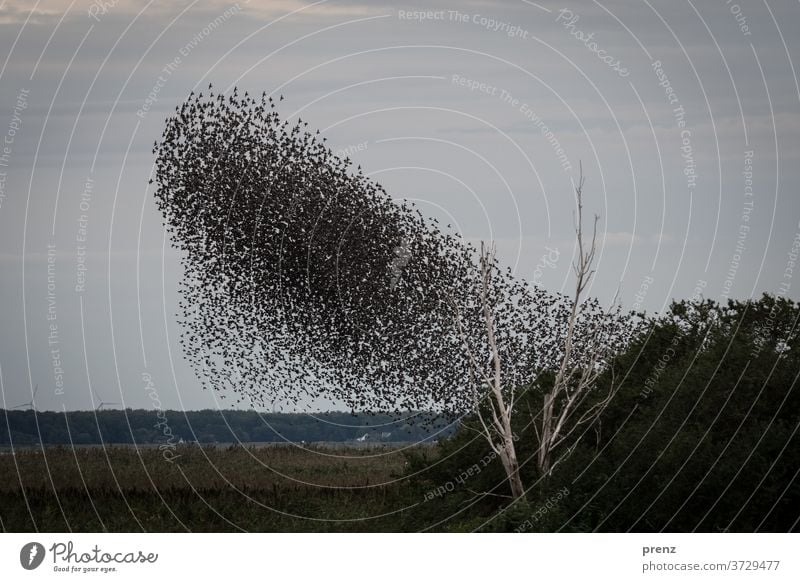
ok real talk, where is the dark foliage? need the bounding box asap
[408,295,800,532]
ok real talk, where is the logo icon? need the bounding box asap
[20,542,45,570]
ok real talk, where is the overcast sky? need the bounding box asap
[1,0,799,412]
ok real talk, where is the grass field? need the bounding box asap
[0,445,434,532]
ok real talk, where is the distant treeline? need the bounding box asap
[0,409,455,446]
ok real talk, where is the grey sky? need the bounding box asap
[1,0,799,412]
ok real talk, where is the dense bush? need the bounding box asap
[403,295,800,532]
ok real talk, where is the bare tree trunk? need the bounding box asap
[498,447,525,499]
[450,167,630,493]
[451,242,526,499]
[538,393,553,475]
[499,425,525,498]
[536,164,620,476]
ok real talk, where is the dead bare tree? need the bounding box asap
[535,165,635,476]
[451,242,525,499]
[448,168,640,496]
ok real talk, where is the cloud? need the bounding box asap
[0,0,382,26]
[0,3,63,24]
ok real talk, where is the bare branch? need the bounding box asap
[535,164,632,476]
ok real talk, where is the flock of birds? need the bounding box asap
[152,86,637,418]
